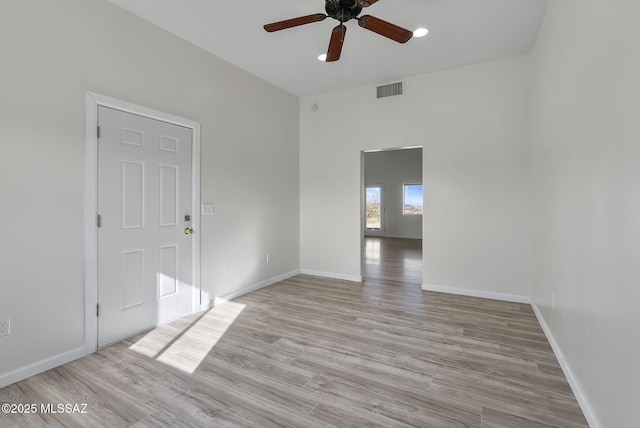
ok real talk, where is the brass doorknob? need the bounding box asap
[184,227,194,235]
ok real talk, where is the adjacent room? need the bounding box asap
[1,1,638,427]
[363,147,423,285]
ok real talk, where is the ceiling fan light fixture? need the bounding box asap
[264,0,414,61]
[318,54,327,61]
[413,27,429,38]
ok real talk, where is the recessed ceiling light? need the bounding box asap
[413,27,429,38]
[318,54,327,62]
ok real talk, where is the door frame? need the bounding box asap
[84,91,201,354]
[360,145,423,280]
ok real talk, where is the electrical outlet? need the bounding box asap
[0,318,10,337]
[266,253,271,264]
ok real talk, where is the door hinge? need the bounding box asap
[97,214,102,228]
[97,125,101,139]
[96,303,100,317]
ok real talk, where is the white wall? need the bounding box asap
[363,148,422,239]
[530,1,640,426]
[300,56,532,296]
[0,0,299,379]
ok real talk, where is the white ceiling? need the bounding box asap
[108,0,548,97]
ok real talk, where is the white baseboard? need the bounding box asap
[421,283,531,304]
[299,269,363,283]
[200,270,300,311]
[0,346,86,389]
[382,235,422,240]
[530,302,602,428]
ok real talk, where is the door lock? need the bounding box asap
[183,227,194,235]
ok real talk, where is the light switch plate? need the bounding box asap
[0,318,10,337]
[202,203,214,215]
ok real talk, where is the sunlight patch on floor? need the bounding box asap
[364,238,382,264]
[403,258,422,270]
[128,301,246,374]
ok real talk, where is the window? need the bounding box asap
[403,184,423,215]
[365,186,382,230]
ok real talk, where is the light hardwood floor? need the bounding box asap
[364,237,423,284]
[0,238,587,427]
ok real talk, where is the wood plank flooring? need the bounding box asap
[0,238,587,427]
[364,237,423,284]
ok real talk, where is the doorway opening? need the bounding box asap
[361,147,423,285]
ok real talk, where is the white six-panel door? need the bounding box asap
[97,106,193,347]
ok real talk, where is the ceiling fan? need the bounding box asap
[263,0,413,62]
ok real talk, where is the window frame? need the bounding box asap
[402,182,423,216]
[364,184,384,234]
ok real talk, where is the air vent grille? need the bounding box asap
[377,82,403,98]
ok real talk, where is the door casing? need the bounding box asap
[84,92,201,354]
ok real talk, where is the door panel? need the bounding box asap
[159,245,178,297]
[159,166,178,226]
[97,106,193,347]
[120,249,145,310]
[121,161,145,229]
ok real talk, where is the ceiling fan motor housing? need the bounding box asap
[325,0,362,22]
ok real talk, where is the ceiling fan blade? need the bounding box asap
[358,15,412,44]
[326,25,347,62]
[264,14,327,32]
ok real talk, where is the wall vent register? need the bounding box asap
[377,82,403,98]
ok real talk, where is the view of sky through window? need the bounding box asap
[404,184,423,215]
